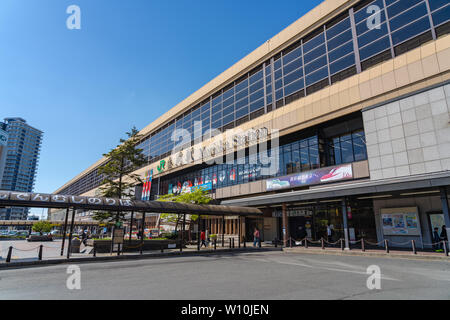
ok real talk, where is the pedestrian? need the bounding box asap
[253,227,261,248]
[433,227,441,251]
[327,224,333,243]
[440,225,448,251]
[81,230,87,246]
[137,230,142,240]
[200,230,207,248]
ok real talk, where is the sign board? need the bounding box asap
[266,164,353,191]
[380,207,421,236]
[273,208,313,218]
[113,228,124,244]
[168,243,176,249]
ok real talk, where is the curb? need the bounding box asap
[282,248,450,262]
[0,247,282,270]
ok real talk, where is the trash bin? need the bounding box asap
[70,238,81,253]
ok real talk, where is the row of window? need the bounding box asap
[157,130,367,196]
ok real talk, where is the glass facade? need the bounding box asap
[59,0,449,197]
[158,117,367,197]
[0,118,43,220]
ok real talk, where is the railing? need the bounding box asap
[282,237,449,257]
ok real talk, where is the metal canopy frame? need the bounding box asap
[0,191,262,217]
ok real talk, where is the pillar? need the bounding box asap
[282,203,289,247]
[440,187,450,249]
[342,199,350,250]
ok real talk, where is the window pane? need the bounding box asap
[432,5,450,26]
[389,3,428,32]
[327,17,351,39]
[359,36,390,60]
[391,16,430,45]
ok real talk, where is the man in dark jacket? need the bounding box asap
[433,227,441,251]
[440,225,448,251]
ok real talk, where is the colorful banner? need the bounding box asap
[381,207,421,236]
[141,169,153,201]
[266,164,353,191]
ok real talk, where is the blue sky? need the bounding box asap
[0,0,322,212]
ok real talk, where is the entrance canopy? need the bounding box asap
[0,191,262,216]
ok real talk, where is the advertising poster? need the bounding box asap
[266,164,353,191]
[380,207,421,236]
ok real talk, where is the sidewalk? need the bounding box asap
[283,246,450,261]
[0,242,281,269]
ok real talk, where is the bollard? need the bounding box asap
[443,241,448,257]
[290,238,292,248]
[180,239,183,253]
[117,244,121,256]
[361,238,365,252]
[385,240,389,254]
[229,238,232,249]
[214,239,217,251]
[243,237,246,248]
[232,238,235,249]
[161,245,164,253]
[274,238,278,248]
[341,239,345,251]
[6,246,13,263]
[197,239,200,251]
[321,238,325,250]
[304,238,308,249]
[93,243,97,257]
[38,245,43,261]
[411,240,417,255]
[140,243,143,255]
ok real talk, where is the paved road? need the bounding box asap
[0,251,449,300]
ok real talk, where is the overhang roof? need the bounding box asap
[0,191,262,216]
[221,172,450,207]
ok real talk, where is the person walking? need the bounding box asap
[440,225,448,252]
[326,224,333,243]
[253,227,261,248]
[433,227,441,252]
[200,230,207,248]
[81,230,87,246]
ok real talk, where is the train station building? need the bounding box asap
[52,0,450,249]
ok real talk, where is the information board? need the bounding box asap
[380,207,421,236]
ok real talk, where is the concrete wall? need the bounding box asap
[364,83,450,180]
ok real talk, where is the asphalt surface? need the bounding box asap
[0,251,449,300]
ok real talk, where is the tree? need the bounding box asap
[32,221,53,235]
[158,188,212,239]
[93,127,147,223]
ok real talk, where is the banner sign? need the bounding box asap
[273,208,313,218]
[266,164,353,191]
[141,169,153,201]
[381,207,421,236]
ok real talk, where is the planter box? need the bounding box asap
[27,235,53,242]
[86,239,182,253]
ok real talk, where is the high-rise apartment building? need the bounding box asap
[0,118,43,220]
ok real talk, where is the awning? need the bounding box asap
[221,172,450,207]
[0,191,262,216]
